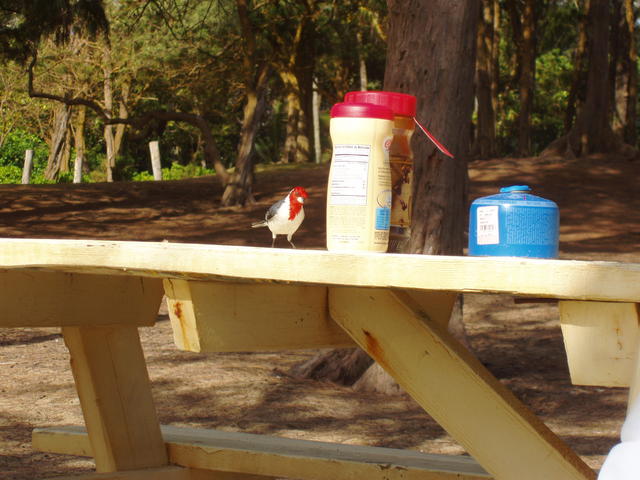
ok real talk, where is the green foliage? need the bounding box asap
[0,129,49,183]
[131,162,215,182]
[0,0,622,184]
[0,0,109,63]
[0,165,23,183]
[496,50,573,155]
[530,48,573,153]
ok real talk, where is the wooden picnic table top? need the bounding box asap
[0,238,638,302]
[4,237,638,479]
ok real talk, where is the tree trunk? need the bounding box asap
[395,1,477,257]
[611,0,637,146]
[491,0,500,123]
[221,71,268,206]
[44,103,72,180]
[312,79,321,163]
[103,47,116,182]
[61,127,71,173]
[572,0,612,153]
[564,0,589,133]
[357,32,368,91]
[293,0,480,393]
[113,82,130,158]
[506,0,536,156]
[474,0,497,158]
[279,19,314,165]
[517,0,535,156]
[72,105,86,183]
[622,0,637,146]
[220,0,272,206]
[280,80,301,164]
[543,0,635,158]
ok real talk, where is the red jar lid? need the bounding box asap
[330,102,393,120]
[344,91,417,117]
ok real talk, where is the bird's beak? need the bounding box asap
[297,196,306,204]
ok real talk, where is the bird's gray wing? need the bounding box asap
[265,197,285,221]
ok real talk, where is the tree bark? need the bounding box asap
[103,47,116,182]
[474,0,498,158]
[357,32,368,91]
[220,0,271,206]
[564,0,589,133]
[390,0,478,256]
[610,0,637,146]
[278,18,314,165]
[517,0,535,156]
[221,66,268,206]
[72,105,86,183]
[506,0,536,157]
[44,103,72,181]
[491,0,500,124]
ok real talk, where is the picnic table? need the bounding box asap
[2,238,639,480]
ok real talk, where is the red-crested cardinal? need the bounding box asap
[251,186,308,248]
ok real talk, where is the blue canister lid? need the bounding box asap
[500,185,531,193]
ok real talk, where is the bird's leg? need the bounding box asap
[271,236,276,248]
[288,240,296,249]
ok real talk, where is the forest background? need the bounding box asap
[0,0,637,205]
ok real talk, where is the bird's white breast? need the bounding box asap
[268,197,304,235]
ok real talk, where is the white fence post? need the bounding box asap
[149,141,162,181]
[73,154,83,183]
[21,149,34,184]
[312,80,321,164]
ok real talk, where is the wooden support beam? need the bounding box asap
[328,287,596,480]
[62,326,168,472]
[0,271,163,327]
[559,301,640,387]
[163,279,354,352]
[33,425,491,480]
[404,290,457,328]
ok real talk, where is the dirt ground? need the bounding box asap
[0,154,639,479]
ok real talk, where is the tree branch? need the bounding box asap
[27,53,229,183]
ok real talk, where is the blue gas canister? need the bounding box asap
[468,185,559,258]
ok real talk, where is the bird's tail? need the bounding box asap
[251,220,267,228]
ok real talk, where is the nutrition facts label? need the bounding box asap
[328,144,370,206]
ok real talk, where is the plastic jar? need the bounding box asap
[344,91,417,253]
[326,102,393,252]
[468,185,559,258]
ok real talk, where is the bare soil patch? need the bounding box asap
[1,155,639,478]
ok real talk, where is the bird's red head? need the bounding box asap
[290,186,308,203]
[288,187,308,220]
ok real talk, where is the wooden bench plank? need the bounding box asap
[41,466,268,480]
[33,425,492,480]
[41,466,190,480]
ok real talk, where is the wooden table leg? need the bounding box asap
[329,287,595,480]
[62,325,168,472]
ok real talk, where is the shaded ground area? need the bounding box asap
[0,155,638,478]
